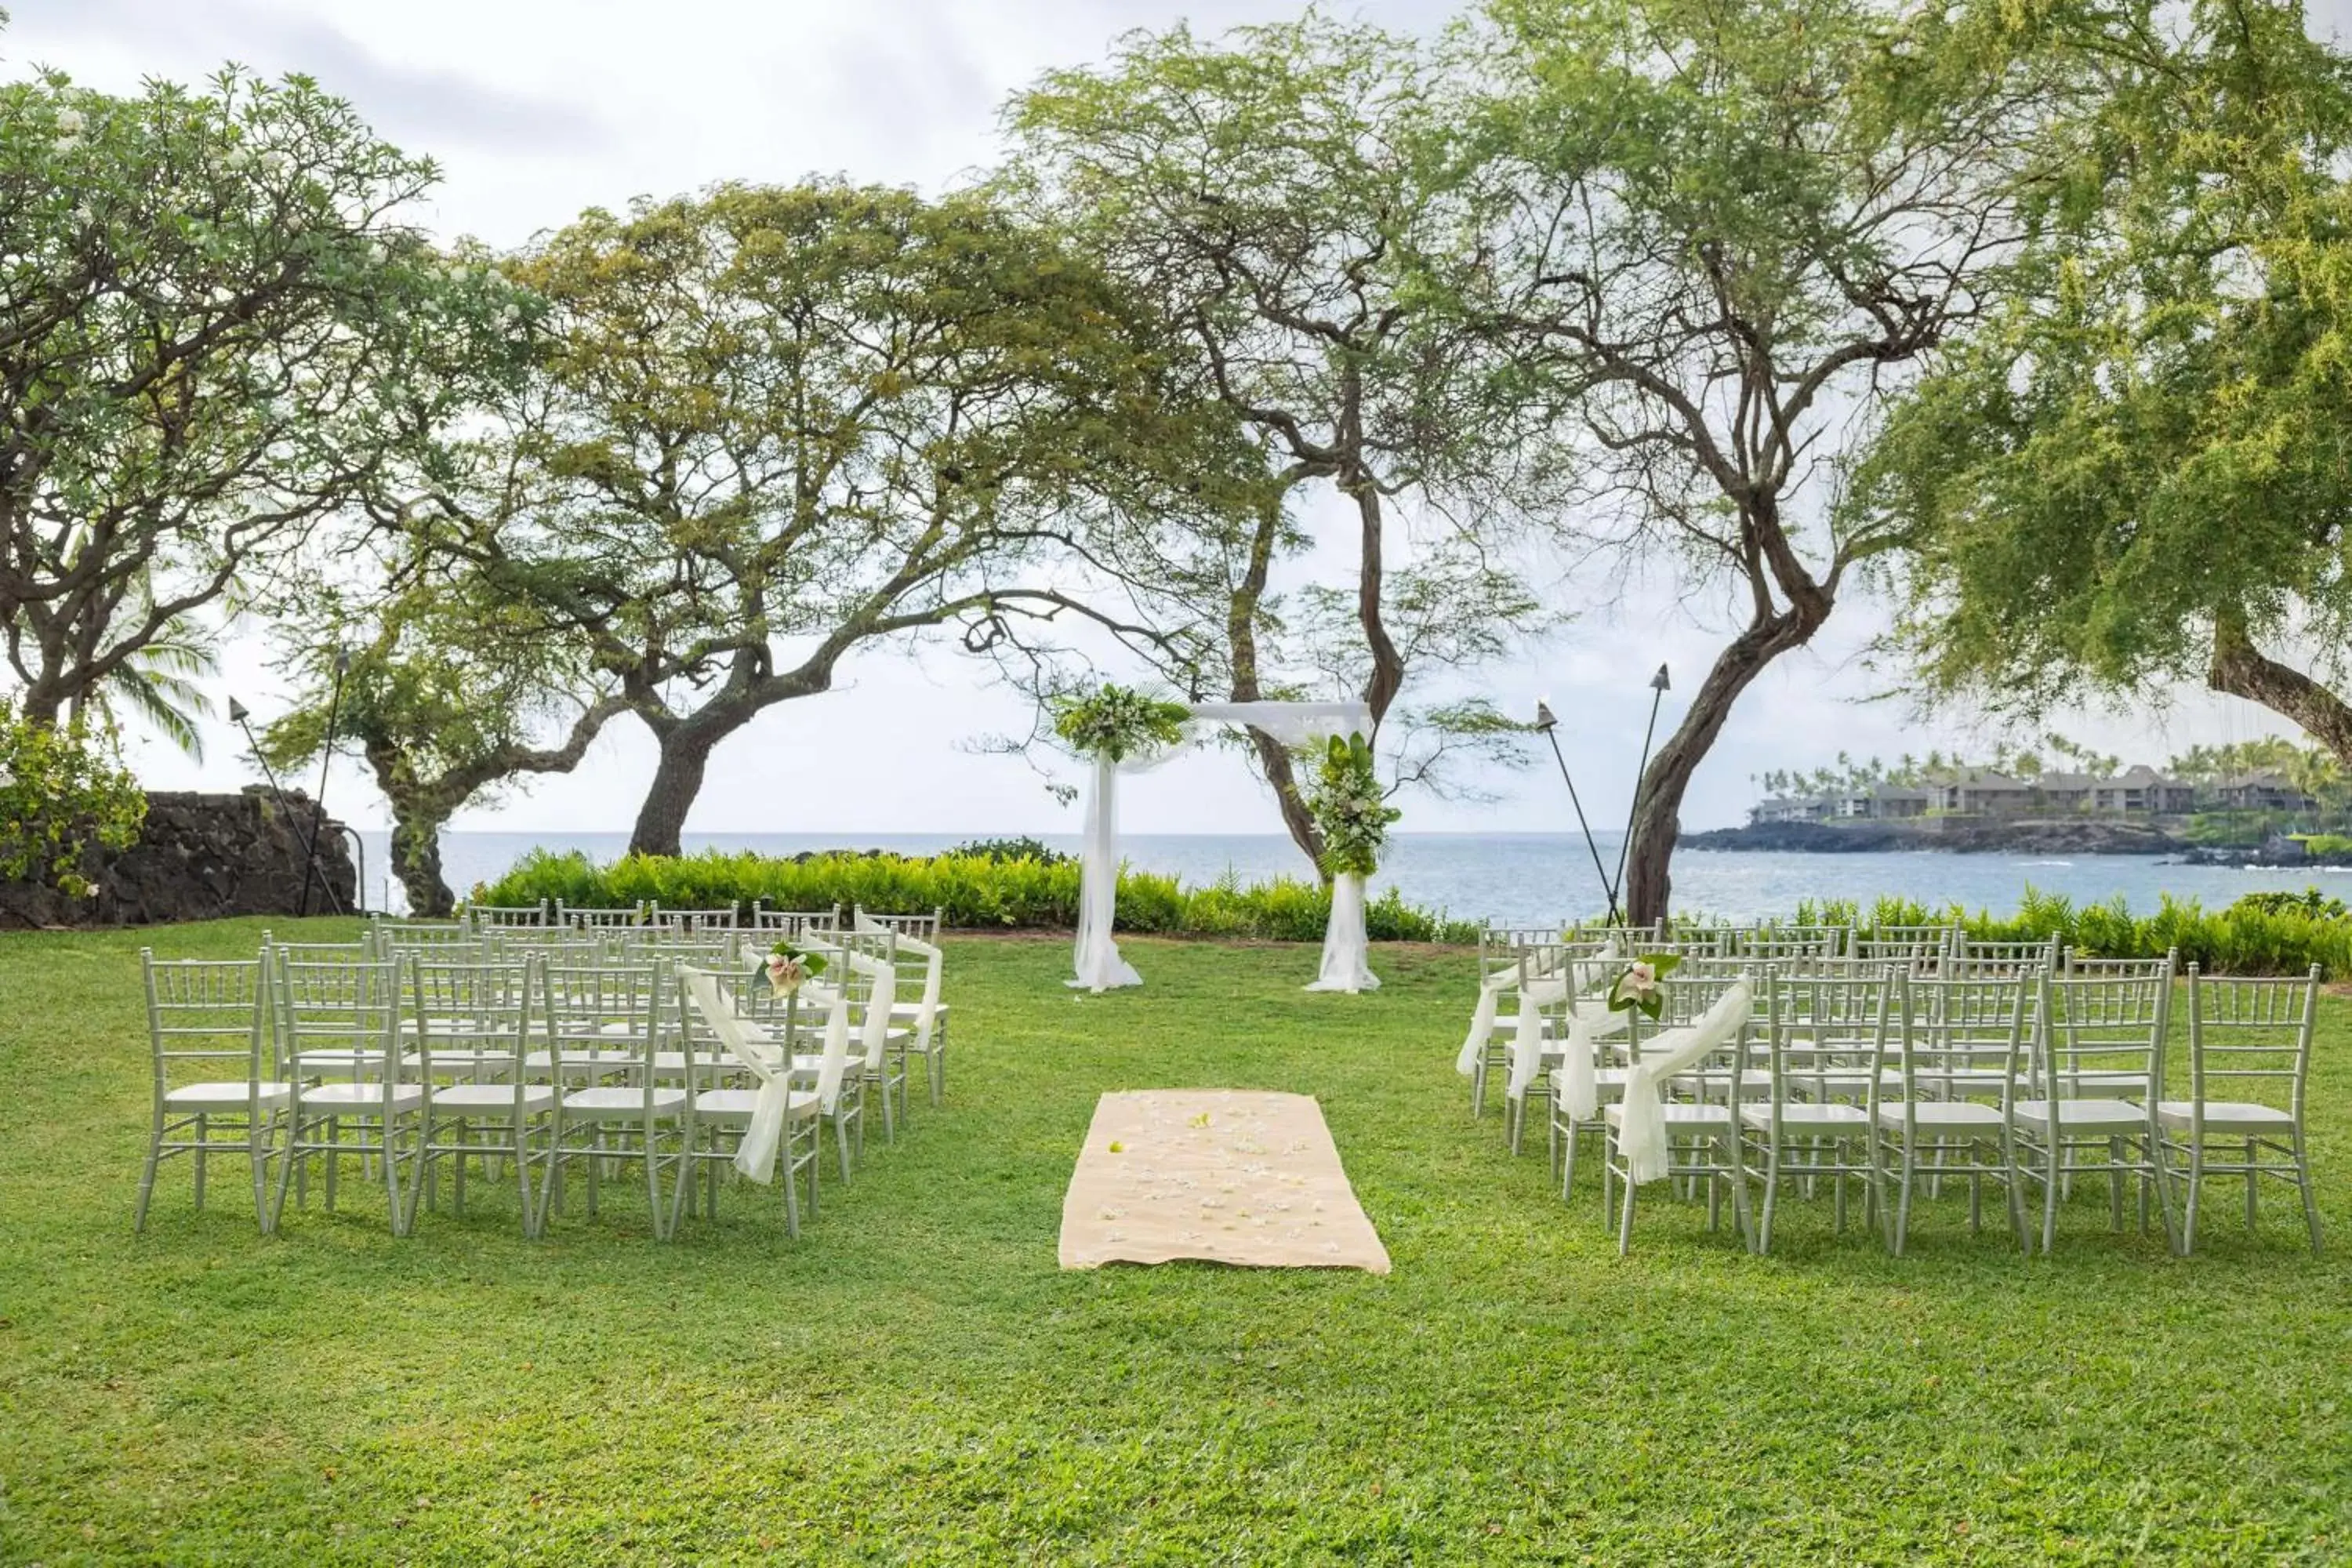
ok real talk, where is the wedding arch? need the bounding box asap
[1062,695,1382,995]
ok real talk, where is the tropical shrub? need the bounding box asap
[0,705,147,898]
[478,848,1483,945]
[1795,884,2352,976]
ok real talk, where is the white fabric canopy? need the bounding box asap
[1068,699,1374,993]
[1304,871,1378,993]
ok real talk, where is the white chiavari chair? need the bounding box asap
[829,934,900,1154]
[670,967,846,1236]
[752,902,842,935]
[466,902,550,929]
[1600,975,1758,1254]
[1874,973,2031,1255]
[533,962,662,1084]
[2161,965,2324,1254]
[1503,938,1621,1156]
[1855,925,1958,974]
[855,906,942,942]
[135,952,289,1233]
[1737,968,1893,1253]
[543,971,687,1241]
[402,954,553,1236]
[367,917,477,958]
[1945,935,2060,980]
[1722,926,1848,961]
[557,902,648,931]
[883,928,948,1112]
[2013,967,2176,1253]
[656,906,742,934]
[269,958,418,1234]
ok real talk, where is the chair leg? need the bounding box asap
[2148,1131,2180,1254]
[1726,1133,1755,1252]
[1757,1142,1779,1257]
[2183,1139,2203,1254]
[134,1108,166,1232]
[2246,1137,2259,1233]
[782,1130,802,1240]
[2292,1129,2324,1254]
[1615,1149,1638,1257]
[270,1113,302,1232]
[1893,1148,1915,1258]
[250,1116,274,1236]
[384,1117,410,1238]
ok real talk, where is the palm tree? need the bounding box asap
[73,618,219,760]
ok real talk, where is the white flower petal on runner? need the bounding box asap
[1615,980,1755,1185]
[1068,699,1371,993]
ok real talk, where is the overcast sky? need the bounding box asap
[6,0,2336,839]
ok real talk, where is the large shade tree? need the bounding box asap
[1454,0,2082,921]
[0,62,522,731]
[1858,1,2352,764]
[420,183,1247,857]
[1008,14,1546,871]
[261,542,626,916]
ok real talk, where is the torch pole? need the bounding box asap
[296,652,350,918]
[1610,666,1671,926]
[1540,720,1624,927]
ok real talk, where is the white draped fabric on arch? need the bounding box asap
[1069,699,1377,995]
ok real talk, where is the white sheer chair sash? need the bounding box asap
[679,967,849,1185]
[1617,982,1755,1185]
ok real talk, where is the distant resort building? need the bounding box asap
[1748,764,2310,826]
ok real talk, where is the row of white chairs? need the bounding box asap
[354,912,955,1095]
[1462,934,2321,1256]
[1465,927,2061,1126]
[133,924,952,1241]
[448,901,944,940]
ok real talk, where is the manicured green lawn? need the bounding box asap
[2,920,2347,1564]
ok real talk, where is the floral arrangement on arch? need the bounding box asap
[1308,731,1401,878]
[1051,683,1192,763]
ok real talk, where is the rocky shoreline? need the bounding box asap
[1685,818,2190,855]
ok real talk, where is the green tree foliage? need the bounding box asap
[419,183,1244,858]
[1457,0,2079,921]
[261,564,624,916]
[0,62,527,729]
[1008,15,1548,871]
[0,701,144,897]
[1863,1,2352,763]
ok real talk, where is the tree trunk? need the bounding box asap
[388,804,456,917]
[630,722,728,857]
[1250,730,1327,874]
[1623,614,1816,926]
[2207,615,2352,765]
[1225,488,1329,876]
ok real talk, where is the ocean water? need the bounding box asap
[349,829,2347,927]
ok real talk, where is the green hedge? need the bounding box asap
[1788,887,2352,977]
[476,848,1483,946]
[478,852,2352,975]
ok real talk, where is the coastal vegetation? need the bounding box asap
[477,847,1485,946]
[482,846,2352,976]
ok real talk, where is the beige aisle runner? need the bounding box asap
[1058,1090,1391,1274]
